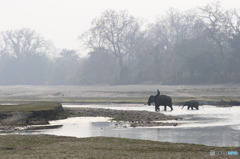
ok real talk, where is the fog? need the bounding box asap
[0,1,240,85]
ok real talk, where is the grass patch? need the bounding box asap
[0,102,62,112]
[66,97,147,104]
[0,97,148,104]
[1,96,240,105]
[0,102,65,126]
[75,96,240,106]
[0,135,239,159]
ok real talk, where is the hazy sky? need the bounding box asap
[0,0,238,53]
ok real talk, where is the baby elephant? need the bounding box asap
[182,100,199,110]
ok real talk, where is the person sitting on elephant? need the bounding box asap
[148,90,173,112]
[182,100,199,110]
[153,89,160,111]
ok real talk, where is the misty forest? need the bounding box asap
[1,1,240,85]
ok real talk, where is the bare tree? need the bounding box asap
[0,28,55,58]
[198,1,227,57]
[146,9,200,83]
[81,10,142,69]
[225,9,240,60]
[0,28,56,84]
[223,9,240,38]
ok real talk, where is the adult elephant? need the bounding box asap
[181,100,199,110]
[148,93,173,112]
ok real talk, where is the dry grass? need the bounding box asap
[0,102,65,126]
[0,102,62,112]
[1,85,240,104]
[0,135,239,159]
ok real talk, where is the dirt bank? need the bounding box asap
[0,102,66,132]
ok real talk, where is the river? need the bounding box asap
[11,104,240,147]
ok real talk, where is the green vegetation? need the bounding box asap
[0,135,238,159]
[0,102,66,126]
[0,102,62,112]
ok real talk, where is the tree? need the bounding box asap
[198,1,227,57]
[80,48,118,84]
[81,10,142,83]
[145,9,200,83]
[47,49,81,84]
[229,33,240,59]
[78,3,240,85]
[1,28,54,58]
[224,9,240,58]
[0,28,55,84]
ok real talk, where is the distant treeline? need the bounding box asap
[0,1,240,85]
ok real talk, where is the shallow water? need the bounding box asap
[13,104,240,147]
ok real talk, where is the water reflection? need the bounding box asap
[40,117,114,138]
[18,116,240,147]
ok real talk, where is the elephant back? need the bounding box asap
[184,100,199,106]
[155,95,172,105]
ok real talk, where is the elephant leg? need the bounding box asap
[167,105,173,111]
[155,105,160,112]
[187,106,190,110]
[164,106,167,111]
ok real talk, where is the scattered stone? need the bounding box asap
[66,107,181,127]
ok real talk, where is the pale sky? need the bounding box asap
[0,0,238,54]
